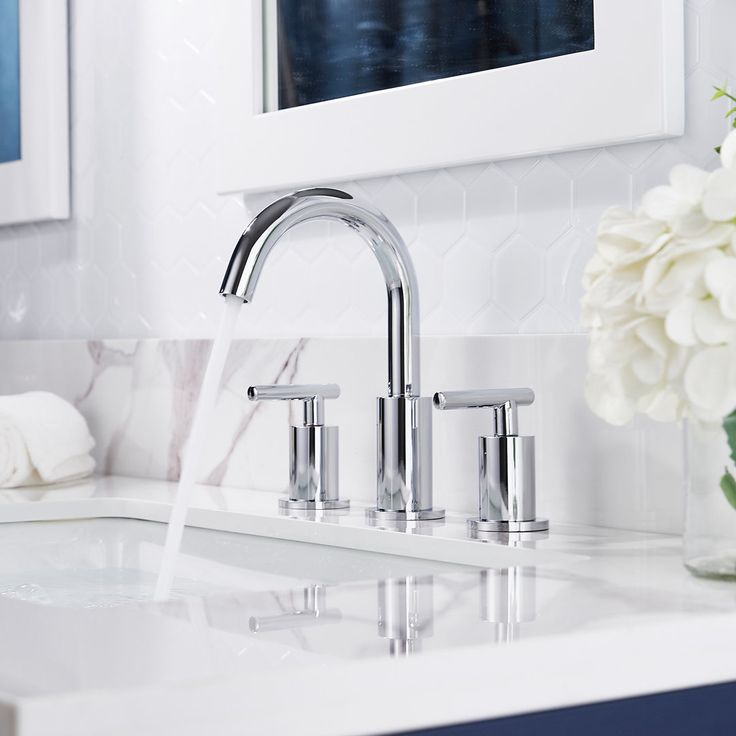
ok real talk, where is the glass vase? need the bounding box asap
[684,419,736,579]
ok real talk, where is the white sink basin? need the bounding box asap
[0,517,464,606]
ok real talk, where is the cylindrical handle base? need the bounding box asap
[479,435,536,522]
[288,425,339,503]
[375,396,435,515]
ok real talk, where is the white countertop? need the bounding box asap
[0,476,735,736]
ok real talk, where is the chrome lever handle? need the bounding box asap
[247,384,340,426]
[433,388,534,437]
[432,387,546,533]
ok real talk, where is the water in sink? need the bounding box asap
[0,517,465,608]
[0,516,480,697]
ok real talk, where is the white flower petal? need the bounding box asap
[665,299,698,346]
[632,350,665,385]
[705,257,736,319]
[584,373,636,426]
[596,208,668,265]
[671,210,710,238]
[673,223,734,252]
[683,346,736,419]
[693,299,736,345]
[720,129,736,169]
[642,185,692,223]
[598,207,663,243]
[665,346,689,382]
[702,167,736,221]
[644,247,727,314]
[670,164,709,202]
[638,387,682,423]
[634,318,670,356]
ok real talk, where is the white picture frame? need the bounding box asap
[0,0,70,226]
[218,0,684,195]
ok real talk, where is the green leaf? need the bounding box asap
[726,107,736,118]
[723,410,736,465]
[716,145,722,154]
[721,469,736,510]
[713,86,726,100]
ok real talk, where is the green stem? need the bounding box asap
[720,410,736,509]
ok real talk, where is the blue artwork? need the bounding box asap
[0,0,21,163]
[277,0,595,110]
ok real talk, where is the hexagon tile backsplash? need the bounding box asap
[0,0,734,341]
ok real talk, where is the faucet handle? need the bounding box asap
[432,387,547,534]
[433,388,534,437]
[247,383,347,511]
[247,384,340,427]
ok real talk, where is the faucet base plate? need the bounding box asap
[468,518,549,534]
[366,508,445,522]
[279,498,350,512]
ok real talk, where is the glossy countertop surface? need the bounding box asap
[0,476,735,736]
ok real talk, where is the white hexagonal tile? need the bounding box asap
[79,265,110,329]
[632,143,695,203]
[545,228,594,328]
[151,206,192,272]
[411,245,443,319]
[371,176,417,244]
[676,67,732,166]
[701,0,736,79]
[607,140,663,170]
[287,219,333,265]
[469,303,518,334]
[495,157,539,181]
[573,151,631,228]
[345,247,386,325]
[520,304,571,334]
[0,236,18,282]
[442,237,494,321]
[549,149,598,178]
[447,162,488,187]
[493,236,544,320]
[416,170,465,255]
[465,164,516,250]
[517,159,572,247]
[107,266,140,335]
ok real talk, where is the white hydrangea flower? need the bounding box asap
[582,131,736,427]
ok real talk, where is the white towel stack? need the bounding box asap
[0,392,95,488]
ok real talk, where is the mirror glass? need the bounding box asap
[0,0,21,163]
[263,0,595,113]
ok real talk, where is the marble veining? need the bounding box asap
[0,335,682,532]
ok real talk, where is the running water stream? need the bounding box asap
[153,295,242,601]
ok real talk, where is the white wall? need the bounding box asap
[0,0,733,341]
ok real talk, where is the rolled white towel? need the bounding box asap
[0,392,95,487]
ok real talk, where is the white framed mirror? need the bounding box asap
[218,0,684,194]
[0,0,70,226]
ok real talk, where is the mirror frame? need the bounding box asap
[0,0,70,226]
[217,0,684,195]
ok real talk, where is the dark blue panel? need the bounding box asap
[0,0,21,163]
[276,0,594,110]
[394,681,736,736]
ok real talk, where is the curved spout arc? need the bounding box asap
[220,189,420,397]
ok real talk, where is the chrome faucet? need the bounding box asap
[220,188,443,521]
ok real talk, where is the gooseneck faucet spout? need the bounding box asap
[220,188,443,520]
[220,188,419,398]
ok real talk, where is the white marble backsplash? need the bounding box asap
[0,335,683,534]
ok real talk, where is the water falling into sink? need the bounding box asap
[153,294,242,601]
